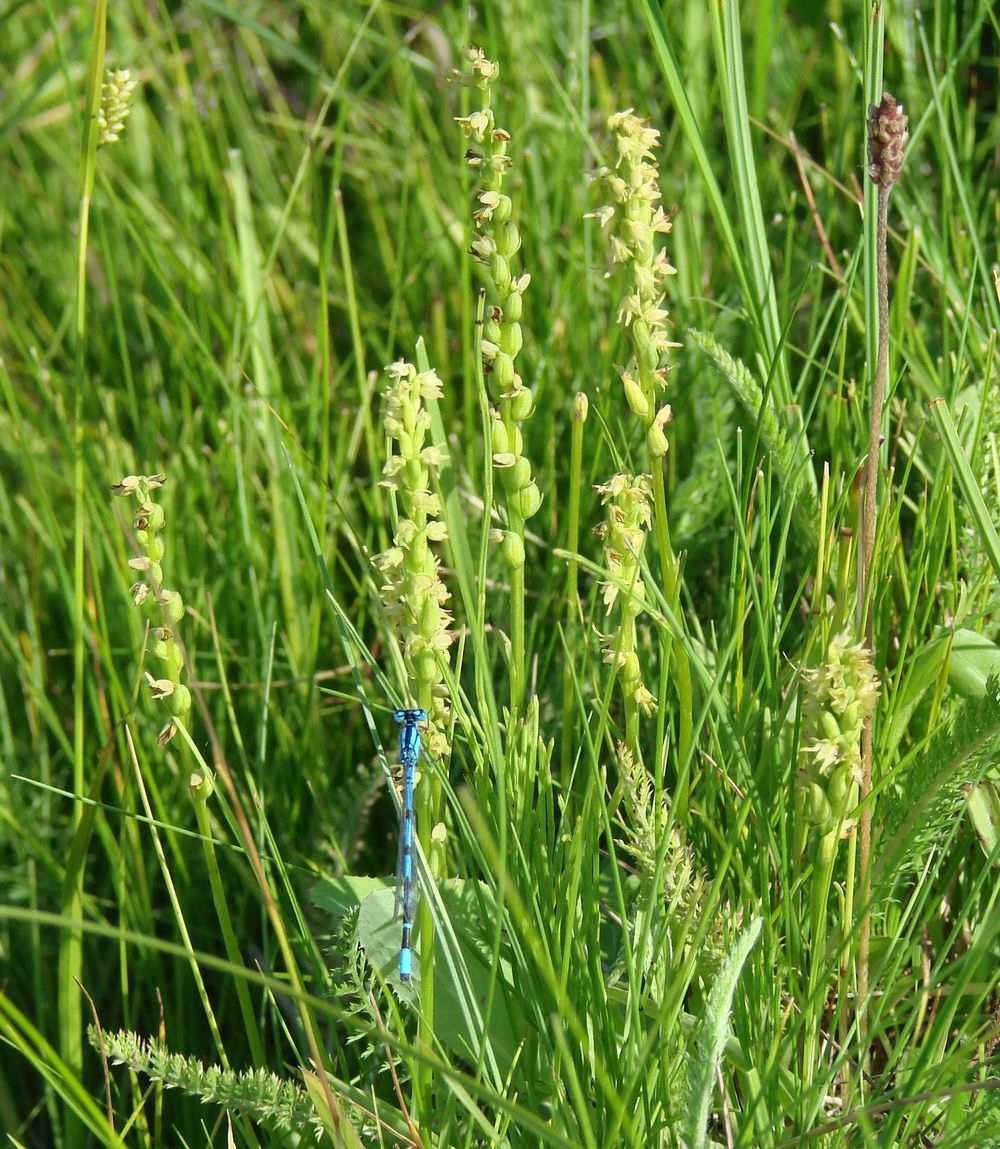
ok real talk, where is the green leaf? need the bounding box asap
[683,916,763,1149]
[878,680,1000,884]
[884,632,951,761]
[947,628,1000,698]
[929,398,1000,584]
[965,780,1000,866]
[301,1069,366,1149]
[314,877,528,1078]
[688,328,818,536]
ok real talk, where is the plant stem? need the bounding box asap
[649,465,694,821]
[130,734,230,1068]
[190,771,265,1066]
[857,87,908,1041]
[60,9,106,1134]
[857,179,891,1038]
[561,393,587,788]
[509,500,527,720]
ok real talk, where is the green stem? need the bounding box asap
[173,726,345,1141]
[132,736,230,1068]
[415,694,436,1133]
[190,771,265,1066]
[803,830,837,1091]
[623,656,641,762]
[561,395,587,787]
[840,816,859,1056]
[857,181,891,1038]
[60,10,106,1134]
[649,464,694,822]
[509,520,526,720]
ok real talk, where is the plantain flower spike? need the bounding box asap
[867,93,908,189]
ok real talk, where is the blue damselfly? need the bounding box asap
[393,707,427,982]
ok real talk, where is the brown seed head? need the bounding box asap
[867,93,909,188]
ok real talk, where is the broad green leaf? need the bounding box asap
[313,877,527,1078]
[965,780,1000,866]
[947,628,1000,698]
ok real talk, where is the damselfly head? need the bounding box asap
[394,707,428,725]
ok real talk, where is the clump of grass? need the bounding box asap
[6,7,1000,1149]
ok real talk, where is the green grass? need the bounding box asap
[2,2,1000,1146]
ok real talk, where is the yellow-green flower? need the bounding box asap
[797,633,879,862]
[456,47,540,567]
[112,473,189,744]
[594,473,657,718]
[98,68,139,148]
[589,109,679,456]
[374,360,453,755]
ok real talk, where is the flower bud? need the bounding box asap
[622,374,650,419]
[421,595,443,631]
[572,392,589,421]
[157,589,185,623]
[151,633,172,661]
[493,352,515,390]
[509,387,534,420]
[647,423,669,458]
[513,481,541,519]
[507,457,532,490]
[500,321,523,358]
[170,684,192,717]
[491,253,511,292]
[135,503,164,531]
[495,220,521,259]
[501,530,525,569]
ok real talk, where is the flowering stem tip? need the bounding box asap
[112,473,190,745]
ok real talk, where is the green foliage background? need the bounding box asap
[1,2,999,1146]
